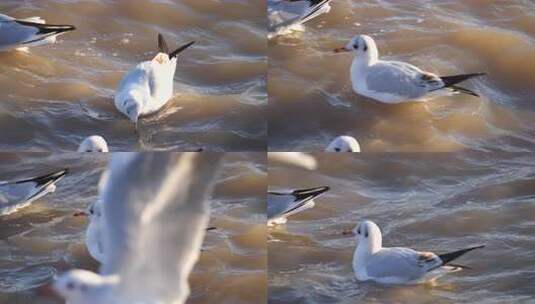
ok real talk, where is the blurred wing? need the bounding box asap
[268,152,317,170]
[366,247,429,282]
[100,153,223,303]
[267,186,328,220]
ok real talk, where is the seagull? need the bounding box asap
[78,136,109,152]
[50,153,223,303]
[114,34,195,127]
[0,13,75,52]
[325,136,360,152]
[268,152,318,170]
[267,186,329,226]
[74,199,105,263]
[334,35,486,103]
[351,220,485,284]
[0,169,68,215]
[268,0,333,38]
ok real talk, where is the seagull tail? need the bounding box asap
[450,85,480,97]
[440,73,486,88]
[15,169,69,187]
[15,20,76,35]
[438,245,485,266]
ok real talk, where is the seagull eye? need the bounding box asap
[363,44,368,52]
[357,228,361,234]
[365,232,369,238]
[334,147,341,152]
[66,282,75,290]
[353,43,359,50]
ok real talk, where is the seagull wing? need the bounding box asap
[0,169,68,215]
[365,247,433,283]
[0,13,74,50]
[99,153,223,303]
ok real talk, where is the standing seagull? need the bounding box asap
[0,169,68,215]
[0,14,75,52]
[51,153,223,303]
[352,220,485,284]
[268,0,333,38]
[267,186,329,226]
[114,34,195,127]
[334,35,486,103]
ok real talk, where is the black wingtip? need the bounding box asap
[169,41,196,59]
[292,186,330,200]
[440,72,487,88]
[15,20,76,35]
[438,245,485,266]
[15,168,69,186]
[158,33,169,54]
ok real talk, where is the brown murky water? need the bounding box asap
[0,0,266,152]
[268,153,535,303]
[268,0,535,152]
[0,153,266,304]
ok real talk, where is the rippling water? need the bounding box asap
[0,0,266,152]
[268,153,535,303]
[269,0,535,152]
[0,152,266,303]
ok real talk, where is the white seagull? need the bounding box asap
[267,186,329,226]
[74,199,105,263]
[50,153,223,304]
[334,35,486,103]
[325,136,360,152]
[268,0,333,38]
[78,136,109,152]
[114,34,195,127]
[0,169,68,215]
[352,220,485,285]
[0,13,75,52]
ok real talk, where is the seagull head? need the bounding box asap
[124,102,140,124]
[326,136,361,152]
[78,135,109,152]
[334,35,379,63]
[73,200,102,220]
[51,269,118,303]
[355,220,382,254]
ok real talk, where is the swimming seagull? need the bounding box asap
[334,35,486,103]
[51,153,223,303]
[351,220,485,284]
[326,136,360,152]
[268,0,333,38]
[267,186,329,226]
[0,169,68,215]
[78,136,109,152]
[0,13,75,52]
[114,34,195,127]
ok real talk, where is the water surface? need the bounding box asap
[0,0,266,152]
[269,0,535,152]
[269,153,535,303]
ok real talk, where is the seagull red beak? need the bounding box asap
[334,46,351,53]
[73,211,88,217]
[342,229,356,237]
